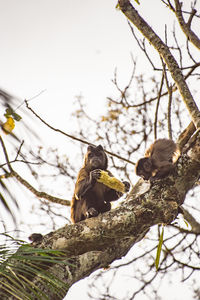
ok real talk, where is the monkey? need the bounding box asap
[28,233,43,243]
[135,139,180,181]
[71,144,130,223]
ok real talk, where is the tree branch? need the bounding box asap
[25,101,135,166]
[118,0,200,128]
[174,0,200,50]
[0,136,70,206]
[1,131,200,299]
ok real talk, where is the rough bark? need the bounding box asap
[174,0,200,50]
[118,0,200,129]
[1,132,200,300]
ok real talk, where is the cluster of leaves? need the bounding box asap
[0,234,70,299]
[2,107,21,134]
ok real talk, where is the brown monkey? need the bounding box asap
[135,139,179,181]
[71,145,130,223]
[28,233,43,243]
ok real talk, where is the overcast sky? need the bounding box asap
[0,0,174,127]
[0,1,198,299]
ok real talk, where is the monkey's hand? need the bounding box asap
[86,207,99,219]
[115,181,130,198]
[90,169,102,184]
[122,181,130,193]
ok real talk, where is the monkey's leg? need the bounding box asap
[85,202,111,218]
[100,202,111,213]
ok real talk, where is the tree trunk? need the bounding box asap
[1,132,200,300]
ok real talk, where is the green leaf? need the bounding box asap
[0,241,70,299]
[4,107,22,121]
[155,225,164,270]
[12,112,22,121]
[5,107,13,115]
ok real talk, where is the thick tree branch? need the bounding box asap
[12,170,70,206]
[118,0,200,128]
[1,132,200,300]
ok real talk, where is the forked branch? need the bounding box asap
[118,0,200,129]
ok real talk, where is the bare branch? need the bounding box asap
[25,100,135,166]
[154,71,165,140]
[162,60,173,139]
[118,0,200,128]
[1,131,200,299]
[174,0,200,50]
[0,136,70,206]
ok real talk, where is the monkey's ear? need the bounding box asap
[87,145,104,152]
[96,145,104,151]
[87,145,95,151]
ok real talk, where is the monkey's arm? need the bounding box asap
[104,181,130,202]
[97,170,130,201]
[74,168,98,199]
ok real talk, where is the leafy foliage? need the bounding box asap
[155,225,164,270]
[0,234,70,299]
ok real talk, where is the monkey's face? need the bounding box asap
[85,145,108,171]
[135,158,152,180]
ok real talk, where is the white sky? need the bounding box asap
[0,0,198,299]
[0,0,171,128]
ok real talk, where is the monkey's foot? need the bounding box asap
[86,207,99,218]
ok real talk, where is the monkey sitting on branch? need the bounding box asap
[71,144,130,223]
[135,139,180,181]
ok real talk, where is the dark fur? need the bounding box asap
[135,139,179,181]
[71,145,130,223]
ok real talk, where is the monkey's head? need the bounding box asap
[84,145,108,171]
[135,157,153,180]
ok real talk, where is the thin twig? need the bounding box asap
[162,60,173,140]
[154,71,165,140]
[0,136,70,206]
[167,85,173,140]
[14,140,24,160]
[25,100,135,165]
[15,90,46,111]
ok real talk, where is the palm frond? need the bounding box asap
[0,234,70,299]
